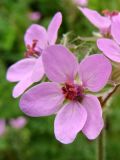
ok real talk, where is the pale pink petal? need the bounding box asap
[74,0,88,6]
[0,120,6,136]
[79,7,111,30]
[24,24,47,50]
[28,12,41,21]
[111,14,120,45]
[7,58,36,82]
[82,95,104,139]
[97,38,120,62]
[54,102,87,144]
[42,45,78,83]
[8,57,44,98]
[79,54,112,92]
[19,82,64,117]
[47,12,62,45]
[13,74,33,98]
[10,117,27,129]
[31,56,44,82]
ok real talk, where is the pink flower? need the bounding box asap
[10,117,27,129]
[28,11,41,21]
[6,12,62,98]
[97,14,120,62]
[79,8,119,36]
[0,120,6,136]
[74,0,88,7]
[20,45,112,144]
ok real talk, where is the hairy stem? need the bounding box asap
[102,84,120,107]
[96,84,120,160]
[77,36,97,42]
[97,125,106,160]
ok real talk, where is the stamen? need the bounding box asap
[62,82,84,102]
[102,9,119,17]
[25,40,40,58]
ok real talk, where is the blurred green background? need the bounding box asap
[0,0,120,159]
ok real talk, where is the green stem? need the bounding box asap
[102,84,120,107]
[97,122,106,160]
[96,84,120,160]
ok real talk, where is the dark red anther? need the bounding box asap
[62,82,84,102]
[25,40,40,58]
[102,9,119,17]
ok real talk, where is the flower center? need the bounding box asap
[25,40,40,58]
[102,9,119,18]
[62,82,84,102]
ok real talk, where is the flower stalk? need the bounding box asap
[102,84,120,107]
[97,124,106,160]
[97,84,120,160]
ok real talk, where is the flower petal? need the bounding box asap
[82,95,104,139]
[111,14,120,45]
[0,120,6,136]
[79,54,112,92]
[74,0,88,6]
[47,12,62,45]
[54,102,87,144]
[7,58,36,82]
[24,24,47,50]
[10,117,27,129]
[42,45,78,83]
[79,7,111,30]
[31,56,44,82]
[13,74,33,98]
[19,82,64,117]
[97,38,120,62]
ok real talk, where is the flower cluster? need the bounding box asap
[7,12,62,98]
[80,7,119,37]
[28,11,41,21]
[97,14,120,62]
[73,0,88,6]
[7,5,120,144]
[0,117,27,136]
